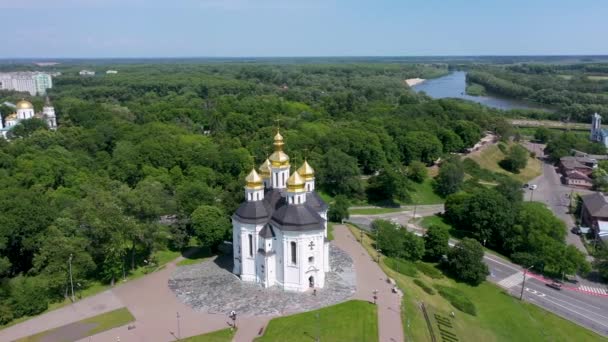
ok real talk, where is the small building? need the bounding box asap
[106,70,118,74]
[0,98,57,139]
[581,192,608,231]
[566,170,593,188]
[79,70,95,76]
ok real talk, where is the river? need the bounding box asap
[412,71,548,111]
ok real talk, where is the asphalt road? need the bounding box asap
[348,207,608,337]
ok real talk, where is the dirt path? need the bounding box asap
[333,225,404,342]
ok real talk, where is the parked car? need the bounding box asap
[546,282,562,290]
[529,184,538,190]
[523,183,529,188]
[571,226,582,235]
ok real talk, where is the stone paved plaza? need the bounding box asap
[168,244,356,316]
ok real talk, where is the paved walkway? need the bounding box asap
[2,227,403,342]
[0,290,124,341]
[333,225,404,342]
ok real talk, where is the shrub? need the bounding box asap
[413,279,435,295]
[385,257,418,277]
[415,262,444,279]
[434,285,477,316]
[497,142,508,154]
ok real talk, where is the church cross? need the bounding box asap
[309,241,315,250]
[275,118,281,130]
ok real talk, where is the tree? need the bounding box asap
[407,161,428,183]
[373,220,403,258]
[328,195,350,222]
[534,127,554,143]
[7,118,48,139]
[453,120,482,148]
[366,166,411,203]
[191,205,231,252]
[399,131,443,165]
[437,129,464,153]
[317,148,364,198]
[592,168,608,192]
[447,238,489,286]
[500,145,528,173]
[401,231,425,261]
[434,159,464,197]
[424,225,450,261]
[494,177,524,203]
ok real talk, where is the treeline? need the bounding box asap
[467,65,608,123]
[0,62,503,324]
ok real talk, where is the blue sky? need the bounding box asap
[1,0,607,58]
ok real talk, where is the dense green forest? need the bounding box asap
[466,63,608,123]
[0,62,514,324]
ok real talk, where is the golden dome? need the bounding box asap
[297,160,315,181]
[16,100,33,110]
[286,171,305,193]
[268,129,290,167]
[245,168,263,190]
[259,159,271,178]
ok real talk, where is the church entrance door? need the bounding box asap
[309,276,314,288]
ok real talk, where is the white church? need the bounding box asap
[232,130,330,292]
[0,98,57,139]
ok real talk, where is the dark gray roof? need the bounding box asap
[271,204,325,231]
[259,224,275,238]
[258,248,276,256]
[306,192,329,212]
[233,188,326,232]
[560,157,592,170]
[583,192,608,218]
[232,201,269,224]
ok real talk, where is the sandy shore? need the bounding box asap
[405,78,425,87]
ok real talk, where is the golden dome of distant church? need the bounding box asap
[286,171,305,193]
[16,100,34,110]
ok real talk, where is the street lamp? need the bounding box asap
[68,253,75,302]
[376,249,382,263]
[519,265,534,301]
[176,312,181,339]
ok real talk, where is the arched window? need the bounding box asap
[290,241,297,265]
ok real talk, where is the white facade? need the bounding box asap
[1,99,57,139]
[0,72,53,95]
[590,112,608,148]
[232,132,329,292]
[79,70,95,76]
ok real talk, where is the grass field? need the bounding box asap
[182,328,236,342]
[255,300,378,342]
[466,83,486,96]
[177,246,213,266]
[466,143,542,183]
[17,308,135,342]
[588,75,608,81]
[408,178,444,205]
[349,225,606,342]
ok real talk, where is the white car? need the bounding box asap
[529,184,537,190]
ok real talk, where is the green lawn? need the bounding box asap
[408,178,444,205]
[420,215,451,231]
[17,308,135,342]
[182,328,236,342]
[349,225,606,342]
[349,207,405,215]
[466,143,542,183]
[177,246,213,266]
[327,222,335,241]
[255,300,378,342]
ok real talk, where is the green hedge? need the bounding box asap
[413,279,435,295]
[415,262,444,279]
[385,257,418,277]
[434,285,477,316]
